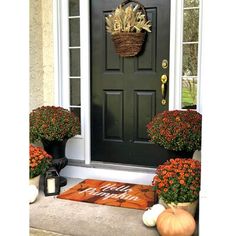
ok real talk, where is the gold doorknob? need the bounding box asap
[160,74,168,105]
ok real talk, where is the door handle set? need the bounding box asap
[160,59,168,105]
[160,74,168,105]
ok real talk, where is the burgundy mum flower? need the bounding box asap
[146,109,202,152]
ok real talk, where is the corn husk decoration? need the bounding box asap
[105,4,152,35]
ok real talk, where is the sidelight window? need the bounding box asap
[68,0,81,132]
[181,0,201,109]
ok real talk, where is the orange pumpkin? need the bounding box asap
[156,207,196,236]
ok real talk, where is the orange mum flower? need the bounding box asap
[29,144,52,179]
[152,158,201,204]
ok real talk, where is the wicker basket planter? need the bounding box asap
[112,32,146,57]
[106,0,151,57]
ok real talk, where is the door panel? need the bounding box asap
[91,0,170,167]
[134,91,156,142]
[135,8,157,72]
[103,90,124,141]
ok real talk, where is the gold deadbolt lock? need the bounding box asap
[162,59,168,69]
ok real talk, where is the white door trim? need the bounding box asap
[80,0,91,164]
[168,0,176,111]
[169,0,183,110]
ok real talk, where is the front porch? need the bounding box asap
[30,177,199,236]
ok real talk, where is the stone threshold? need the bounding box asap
[68,159,156,174]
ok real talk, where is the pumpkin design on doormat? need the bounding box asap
[57,179,154,210]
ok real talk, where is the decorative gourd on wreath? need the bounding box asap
[105,0,152,57]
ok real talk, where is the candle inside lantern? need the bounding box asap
[47,178,56,193]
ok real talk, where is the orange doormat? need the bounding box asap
[57,179,154,210]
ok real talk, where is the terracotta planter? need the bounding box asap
[29,175,40,189]
[159,197,198,217]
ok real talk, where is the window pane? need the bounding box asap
[69,18,80,47]
[70,107,81,134]
[182,77,197,109]
[183,9,199,42]
[70,107,81,121]
[184,0,199,7]
[70,49,80,76]
[182,44,198,76]
[69,0,80,16]
[70,78,81,106]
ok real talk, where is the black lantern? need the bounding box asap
[44,167,61,196]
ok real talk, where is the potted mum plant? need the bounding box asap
[146,109,202,158]
[29,144,52,189]
[30,106,80,143]
[105,0,152,57]
[152,158,201,217]
[30,106,80,186]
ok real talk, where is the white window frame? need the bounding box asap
[53,0,202,163]
[170,0,202,112]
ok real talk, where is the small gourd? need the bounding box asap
[142,204,165,227]
[29,185,39,204]
[156,207,196,236]
[142,209,157,227]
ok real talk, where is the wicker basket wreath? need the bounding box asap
[105,0,151,57]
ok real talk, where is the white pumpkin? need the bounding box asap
[142,209,157,227]
[142,204,166,227]
[151,204,166,216]
[29,185,39,204]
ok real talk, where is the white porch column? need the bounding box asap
[199,0,236,235]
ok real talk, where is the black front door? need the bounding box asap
[91,0,170,167]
